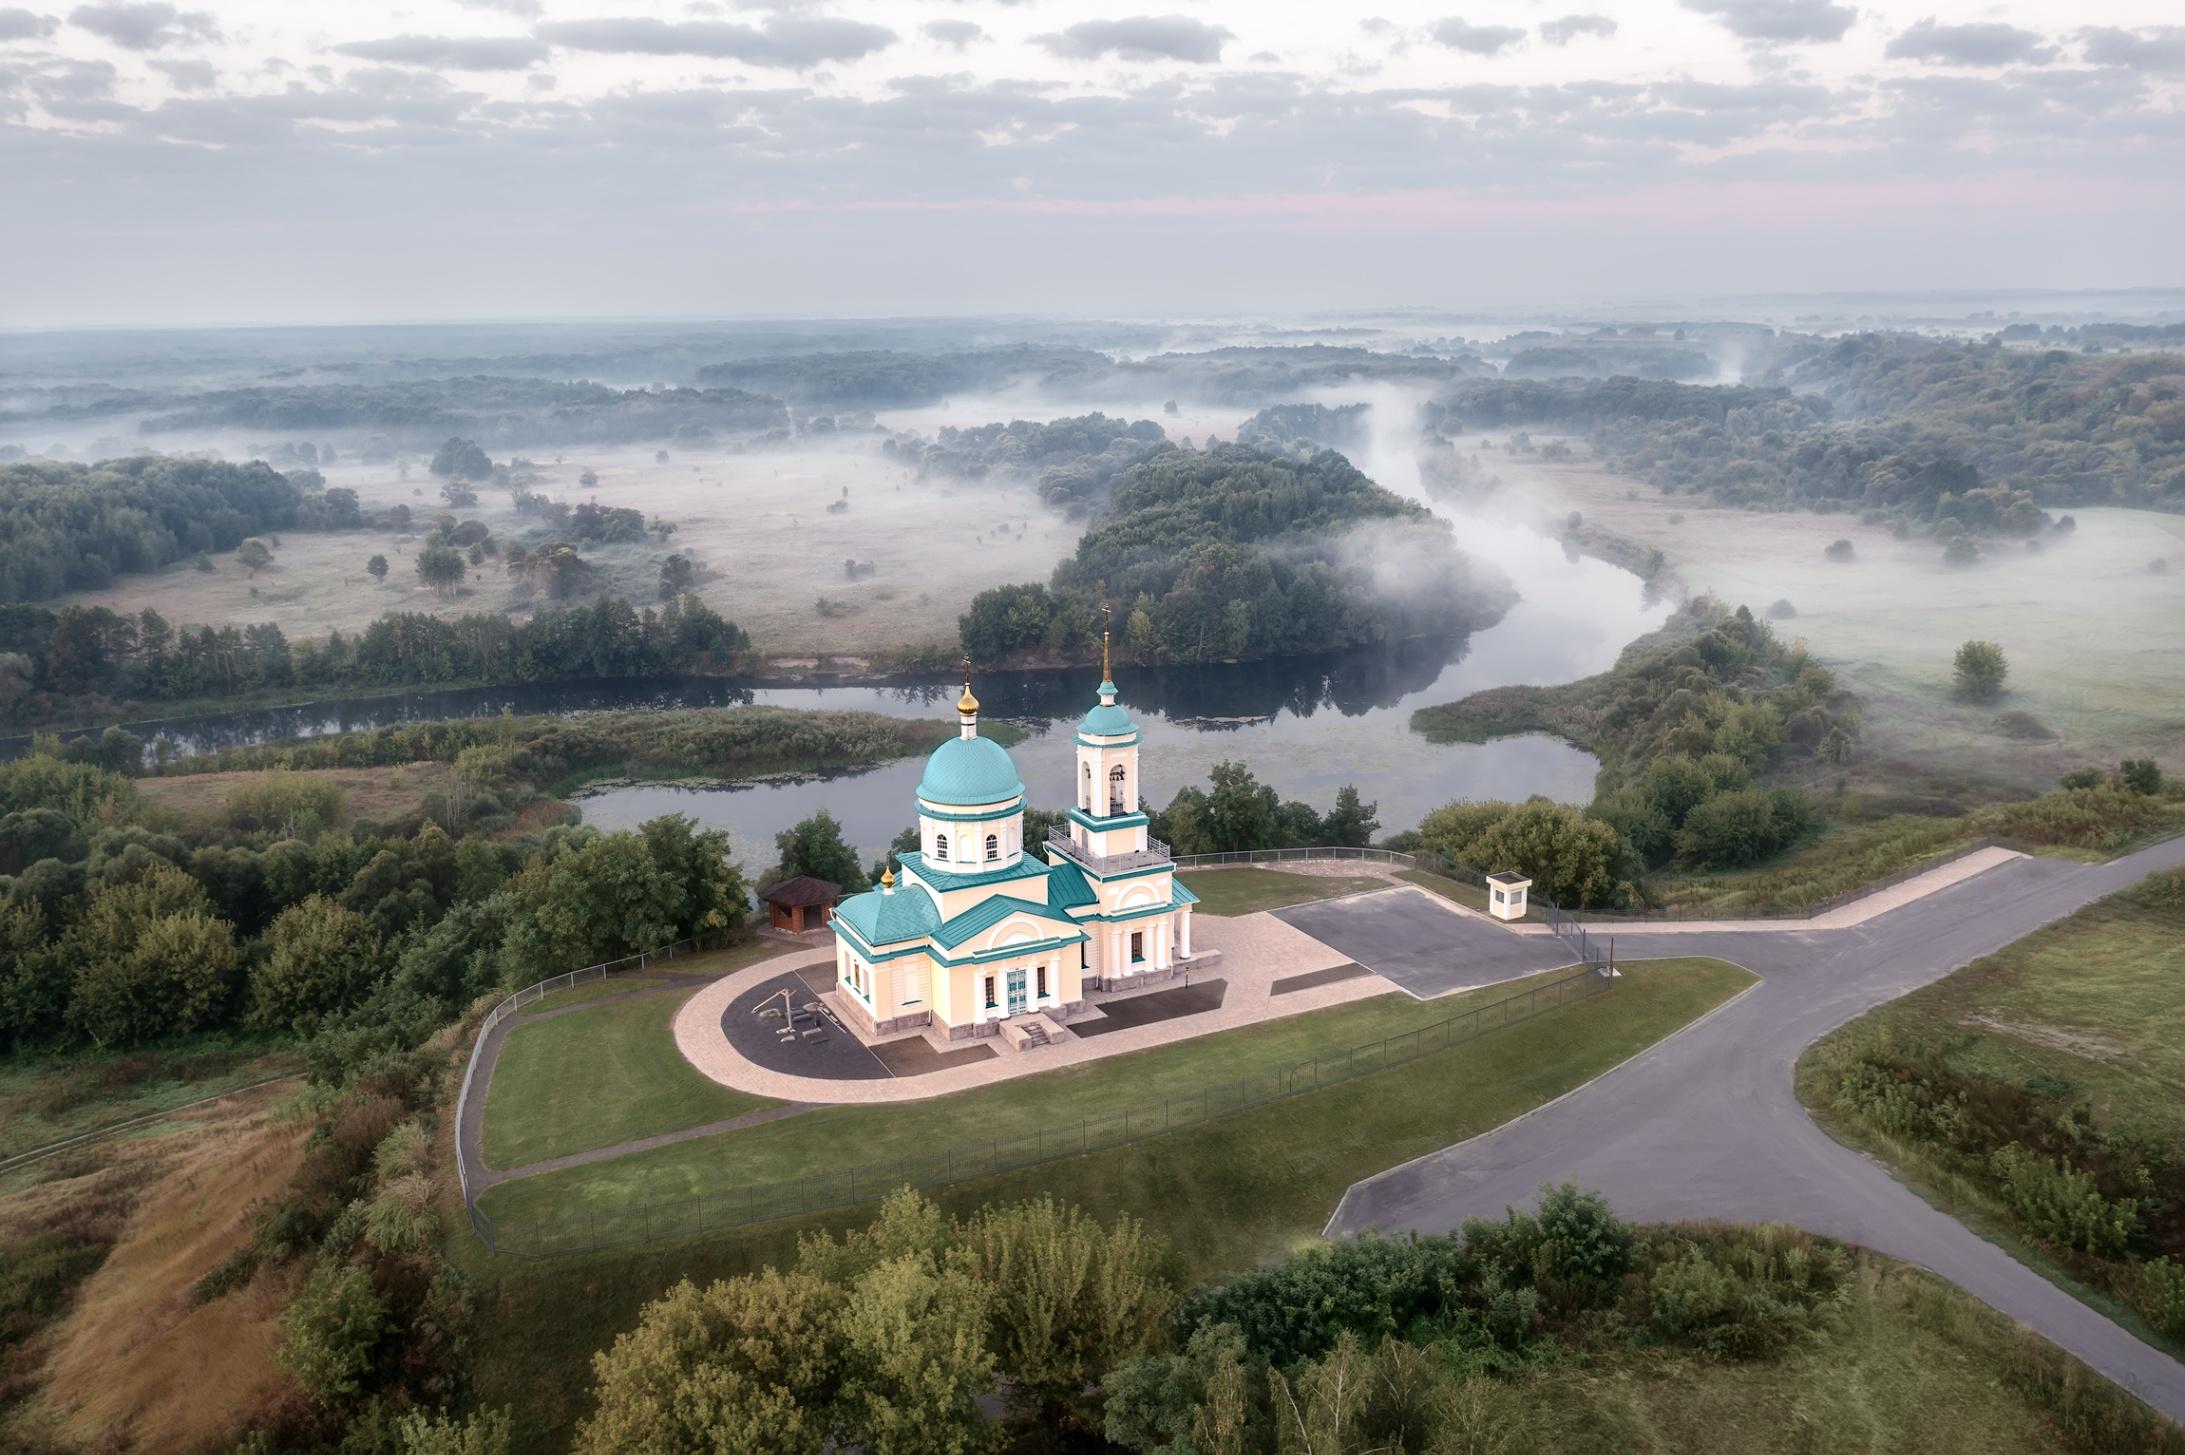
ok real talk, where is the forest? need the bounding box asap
[0,594,751,724]
[0,456,319,602]
[887,412,1172,514]
[957,444,1514,665]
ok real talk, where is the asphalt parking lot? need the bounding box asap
[1273,887,1575,999]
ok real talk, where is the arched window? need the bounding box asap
[934,833,949,861]
[984,833,999,861]
[1109,763,1127,813]
[1081,762,1092,810]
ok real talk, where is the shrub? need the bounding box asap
[2119,758,2164,796]
[224,771,346,837]
[1179,1232,1472,1368]
[278,1261,389,1404]
[2122,868,2185,914]
[1640,1224,1847,1358]
[1988,1145,2139,1258]
[1824,539,1854,561]
[2058,767,2104,790]
[2133,1258,2185,1338]
[1981,786,2169,851]
[1952,640,2008,701]
[395,1407,514,1455]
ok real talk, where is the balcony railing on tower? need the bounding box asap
[1046,826,1171,874]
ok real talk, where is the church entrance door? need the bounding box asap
[1006,969,1028,1017]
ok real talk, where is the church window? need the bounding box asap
[985,833,999,861]
[1036,964,1048,997]
[1130,931,1145,963]
[984,974,997,1009]
[1082,763,1091,810]
[934,833,949,861]
[1109,763,1127,813]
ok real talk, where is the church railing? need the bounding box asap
[1045,826,1172,873]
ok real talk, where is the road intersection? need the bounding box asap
[1329,836,2185,1422]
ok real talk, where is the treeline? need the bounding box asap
[1235,402,1371,454]
[0,456,318,602]
[164,706,975,796]
[886,412,1171,514]
[1411,603,1864,903]
[1765,333,2185,506]
[0,595,750,721]
[132,376,789,446]
[697,345,1107,408]
[959,444,1514,666]
[1427,377,1814,433]
[1145,762,1380,856]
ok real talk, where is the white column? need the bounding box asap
[1180,908,1193,958]
[1155,918,1170,970]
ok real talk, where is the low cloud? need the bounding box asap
[537,15,896,68]
[2078,26,2185,72]
[335,34,551,72]
[67,1,218,50]
[1035,16,1232,64]
[1539,14,1615,46]
[148,55,213,88]
[1886,19,2055,68]
[456,0,544,17]
[923,20,983,52]
[1431,18,1526,55]
[0,7,57,41]
[1680,0,1853,46]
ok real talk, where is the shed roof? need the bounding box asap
[763,875,842,907]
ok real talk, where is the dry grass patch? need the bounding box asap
[137,762,453,827]
[23,1081,309,1455]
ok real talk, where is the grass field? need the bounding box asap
[518,972,674,1015]
[0,1037,299,1164]
[136,761,454,827]
[1175,866,1390,916]
[484,983,785,1170]
[477,957,1751,1232]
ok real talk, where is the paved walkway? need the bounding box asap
[670,909,1404,1105]
[1329,834,2185,1424]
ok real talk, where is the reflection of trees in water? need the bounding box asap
[12,634,1470,763]
[900,633,1470,727]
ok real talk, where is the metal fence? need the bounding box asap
[467,961,1613,1259]
[1172,839,2006,925]
[453,932,733,1240]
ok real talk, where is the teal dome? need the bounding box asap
[1079,702,1137,736]
[917,735,1026,806]
[1079,681,1136,736]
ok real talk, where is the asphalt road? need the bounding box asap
[1274,886,1576,998]
[1328,837,2185,1423]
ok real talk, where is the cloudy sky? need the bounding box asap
[0,0,2180,327]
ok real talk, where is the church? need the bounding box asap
[828,644,1199,1042]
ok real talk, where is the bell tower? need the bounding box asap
[1069,605,1147,860]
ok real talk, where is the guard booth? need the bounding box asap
[1486,870,1532,921]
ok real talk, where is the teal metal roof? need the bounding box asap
[1044,855,1098,910]
[832,885,941,947]
[1171,878,1199,906]
[916,734,1026,807]
[933,895,1087,950]
[1078,702,1137,736]
[900,852,1050,893]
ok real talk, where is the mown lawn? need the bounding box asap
[1176,866,1390,916]
[478,958,1752,1240]
[483,986,784,1171]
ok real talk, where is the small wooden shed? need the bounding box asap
[763,875,842,932]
